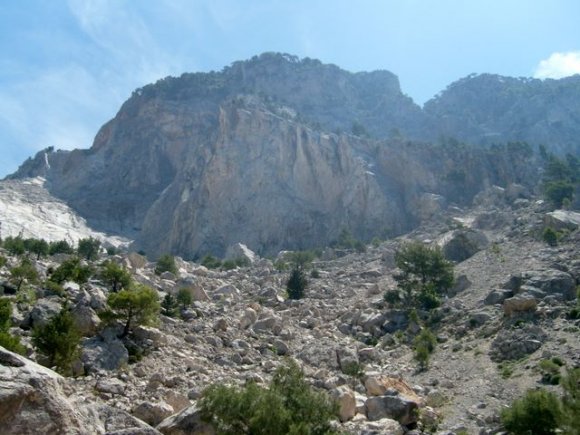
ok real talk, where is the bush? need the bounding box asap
[10,258,39,291]
[100,260,132,292]
[32,304,81,375]
[501,389,562,435]
[0,298,25,354]
[542,227,559,247]
[0,255,6,268]
[176,288,193,308]
[106,284,160,337]
[48,240,74,255]
[155,254,178,275]
[413,328,436,370]
[50,257,92,284]
[201,254,221,270]
[161,294,178,318]
[394,242,454,310]
[3,236,25,256]
[198,361,338,434]
[287,267,307,300]
[77,237,101,261]
[559,368,580,434]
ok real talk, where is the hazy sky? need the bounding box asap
[1,0,579,177]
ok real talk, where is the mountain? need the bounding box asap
[7,53,579,258]
[425,73,580,155]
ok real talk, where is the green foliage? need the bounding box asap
[501,389,562,435]
[10,258,39,291]
[542,153,579,208]
[383,289,402,306]
[50,257,93,284]
[413,328,437,370]
[3,236,25,256]
[77,237,101,261]
[48,240,74,255]
[221,259,237,270]
[201,254,222,270]
[0,298,26,354]
[155,254,178,275]
[287,267,307,300]
[351,120,369,138]
[539,359,562,385]
[21,238,49,259]
[106,284,160,337]
[542,227,559,247]
[392,242,454,310]
[198,360,338,434]
[334,229,366,252]
[100,260,132,292]
[0,255,6,268]
[32,304,81,375]
[176,288,193,308]
[310,269,320,279]
[559,368,580,434]
[42,279,65,296]
[161,294,178,318]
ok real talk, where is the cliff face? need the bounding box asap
[7,54,561,258]
[425,74,580,155]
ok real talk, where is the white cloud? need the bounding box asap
[534,51,580,79]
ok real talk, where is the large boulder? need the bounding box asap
[0,346,98,434]
[133,401,174,426]
[520,269,576,300]
[438,229,489,262]
[503,295,538,317]
[156,405,215,435]
[544,210,580,231]
[71,303,101,336]
[81,335,129,373]
[224,243,258,264]
[21,297,61,329]
[331,385,356,422]
[365,393,420,425]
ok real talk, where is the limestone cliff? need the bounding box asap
[7,54,550,258]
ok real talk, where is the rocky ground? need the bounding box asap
[1,185,579,434]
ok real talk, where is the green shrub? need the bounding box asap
[32,304,81,375]
[221,259,237,270]
[287,267,307,300]
[559,368,580,434]
[539,359,562,385]
[542,227,559,247]
[394,242,454,310]
[50,257,92,284]
[10,258,39,291]
[176,288,193,308]
[106,284,160,337]
[3,236,25,256]
[100,260,132,292]
[501,389,562,435]
[0,255,7,268]
[42,280,65,296]
[161,294,178,318]
[77,237,101,261]
[201,254,221,270]
[413,328,436,370]
[310,269,321,279]
[155,254,178,275]
[198,361,338,434]
[0,298,26,355]
[48,240,74,255]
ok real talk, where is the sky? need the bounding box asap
[1,0,579,178]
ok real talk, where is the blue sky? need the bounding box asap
[1,0,579,178]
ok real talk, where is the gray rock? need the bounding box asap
[503,295,538,316]
[365,394,419,425]
[438,229,489,262]
[71,303,101,336]
[133,401,174,426]
[96,378,126,395]
[156,405,216,435]
[22,297,61,329]
[490,325,547,361]
[81,336,129,373]
[449,274,472,296]
[331,385,356,422]
[520,269,576,300]
[544,210,580,231]
[484,289,513,305]
[224,243,258,264]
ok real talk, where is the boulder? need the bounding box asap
[239,307,258,329]
[414,192,447,221]
[544,210,580,231]
[224,243,258,264]
[133,401,174,426]
[71,304,101,336]
[484,289,513,305]
[503,295,538,317]
[81,336,129,373]
[127,252,148,270]
[156,405,216,435]
[134,326,168,347]
[0,346,100,434]
[449,274,471,296]
[520,269,576,300]
[96,378,126,395]
[22,297,61,329]
[490,325,547,362]
[365,393,420,425]
[331,385,356,422]
[213,284,240,300]
[438,229,489,262]
[364,376,422,402]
